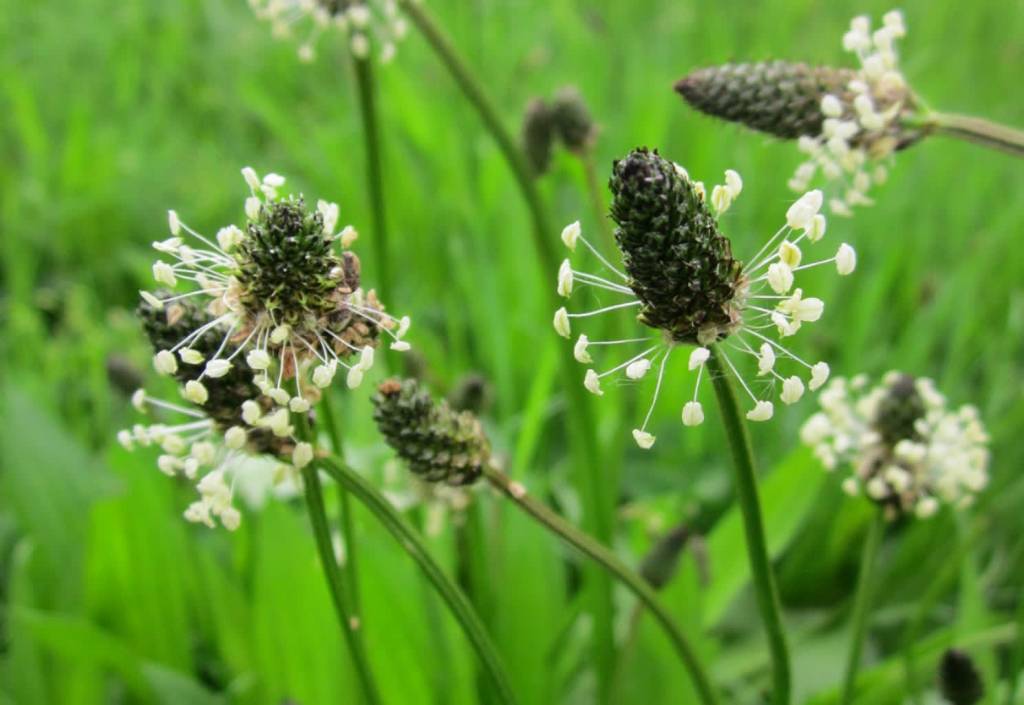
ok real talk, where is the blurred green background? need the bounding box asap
[2,0,1022,703]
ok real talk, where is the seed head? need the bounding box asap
[372,378,490,486]
[549,86,597,153]
[521,98,556,176]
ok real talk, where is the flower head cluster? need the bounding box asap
[787,11,912,214]
[249,0,409,63]
[801,372,990,520]
[372,378,491,486]
[119,296,315,530]
[121,168,410,528]
[676,11,918,216]
[555,148,854,449]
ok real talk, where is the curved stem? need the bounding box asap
[840,510,885,705]
[295,418,381,705]
[319,393,362,612]
[399,0,557,275]
[351,56,393,298]
[399,1,616,693]
[918,111,1024,158]
[319,455,520,705]
[481,463,720,705]
[706,347,791,705]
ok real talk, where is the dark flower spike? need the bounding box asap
[549,86,597,153]
[372,378,490,487]
[143,167,410,415]
[677,11,917,215]
[555,148,853,448]
[801,372,990,520]
[521,98,556,176]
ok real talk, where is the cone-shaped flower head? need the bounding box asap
[122,297,316,531]
[556,147,853,449]
[938,649,985,705]
[372,378,490,486]
[249,0,408,63]
[800,372,990,520]
[676,11,917,214]
[142,167,410,415]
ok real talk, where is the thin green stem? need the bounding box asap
[840,510,885,705]
[295,416,381,705]
[319,455,519,705]
[912,111,1024,158]
[400,1,616,694]
[319,393,362,612]
[351,56,392,299]
[481,463,721,705]
[706,347,791,705]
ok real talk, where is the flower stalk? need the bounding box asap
[318,455,520,705]
[351,55,394,299]
[840,510,885,705]
[920,111,1024,158]
[707,347,791,705]
[318,392,362,610]
[480,462,721,705]
[295,415,381,705]
[398,0,616,691]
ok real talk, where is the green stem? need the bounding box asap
[319,455,519,705]
[706,347,791,705]
[840,510,885,705]
[319,393,362,612]
[400,1,616,694]
[481,463,720,705]
[351,56,392,299]
[917,111,1024,158]
[295,417,381,705]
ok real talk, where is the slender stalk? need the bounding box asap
[319,393,362,611]
[918,112,1024,158]
[351,56,393,298]
[840,510,885,705]
[480,463,721,705]
[319,455,520,705]
[295,418,381,705]
[400,1,617,693]
[706,347,791,705]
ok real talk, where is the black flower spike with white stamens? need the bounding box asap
[676,11,919,215]
[555,148,854,449]
[143,167,411,418]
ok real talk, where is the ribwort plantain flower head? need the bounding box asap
[371,378,490,486]
[143,168,410,409]
[800,372,990,520]
[520,86,598,177]
[676,10,917,215]
[120,297,315,530]
[556,147,853,449]
[249,0,410,63]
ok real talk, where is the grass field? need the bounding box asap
[2,0,1023,703]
